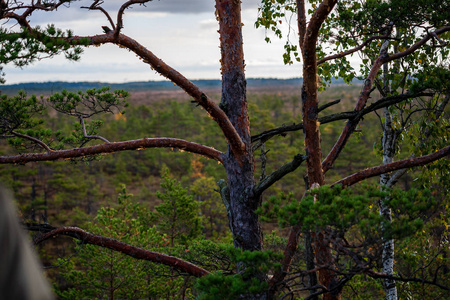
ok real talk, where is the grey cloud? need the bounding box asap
[27,0,260,24]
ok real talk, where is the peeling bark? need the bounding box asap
[379,107,398,300]
[215,0,262,255]
[300,1,340,299]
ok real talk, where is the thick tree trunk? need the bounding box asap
[216,2,265,298]
[215,0,261,253]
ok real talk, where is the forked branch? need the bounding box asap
[322,26,450,173]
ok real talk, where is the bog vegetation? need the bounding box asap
[0,0,449,299]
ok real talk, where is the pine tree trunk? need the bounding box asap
[216,2,266,299]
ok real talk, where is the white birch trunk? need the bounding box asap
[379,61,398,299]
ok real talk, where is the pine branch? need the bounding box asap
[30,224,209,278]
[332,144,450,187]
[0,137,223,164]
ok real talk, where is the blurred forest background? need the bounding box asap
[1,79,447,299]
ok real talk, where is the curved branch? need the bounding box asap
[0,137,224,164]
[385,26,450,63]
[69,33,245,159]
[10,131,52,152]
[116,1,151,37]
[332,145,450,188]
[322,26,450,173]
[81,1,116,30]
[321,40,389,173]
[317,35,390,65]
[268,224,301,289]
[33,226,209,278]
[79,117,110,143]
[365,269,450,291]
[254,154,307,197]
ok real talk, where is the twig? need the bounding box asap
[79,116,110,143]
[11,131,52,152]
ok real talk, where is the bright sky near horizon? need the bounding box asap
[3,0,302,85]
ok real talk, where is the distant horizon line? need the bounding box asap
[2,77,307,87]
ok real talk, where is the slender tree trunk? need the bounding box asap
[379,62,398,300]
[304,231,319,299]
[297,1,340,298]
[379,107,398,300]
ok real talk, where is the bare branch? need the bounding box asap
[385,26,450,63]
[318,99,341,113]
[254,154,307,197]
[81,1,115,30]
[268,224,301,289]
[252,92,431,144]
[321,26,450,173]
[318,35,391,65]
[0,137,224,164]
[32,225,209,278]
[116,1,152,37]
[79,116,110,143]
[322,41,390,173]
[332,145,450,188]
[68,33,245,159]
[365,270,450,291]
[10,131,52,152]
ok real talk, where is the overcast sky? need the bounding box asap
[3,0,302,84]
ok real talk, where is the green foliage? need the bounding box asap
[255,0,450,88]
[0,87,128,151]
[48,87,128,118]
[55,188,163,299]
[0,91,45,133]
[0,24,87,67]
[152,169,203,246]
[195,246,281,299]
[258,185,437,240]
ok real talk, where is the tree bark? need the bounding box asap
[378,60,398,300]
[215,2,265,299]
[300,1,340,299]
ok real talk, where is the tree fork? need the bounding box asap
[215,0,262,255]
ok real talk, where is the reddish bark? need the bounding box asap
[0,138,223,164]
[322,53,385,173]
[300,1,339,299]
[268,225,301,288]
[35,226,209,277]
[333,145,450,188]
[322,26,450,173]
[215,0,262,255]
[69,33,246,159]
